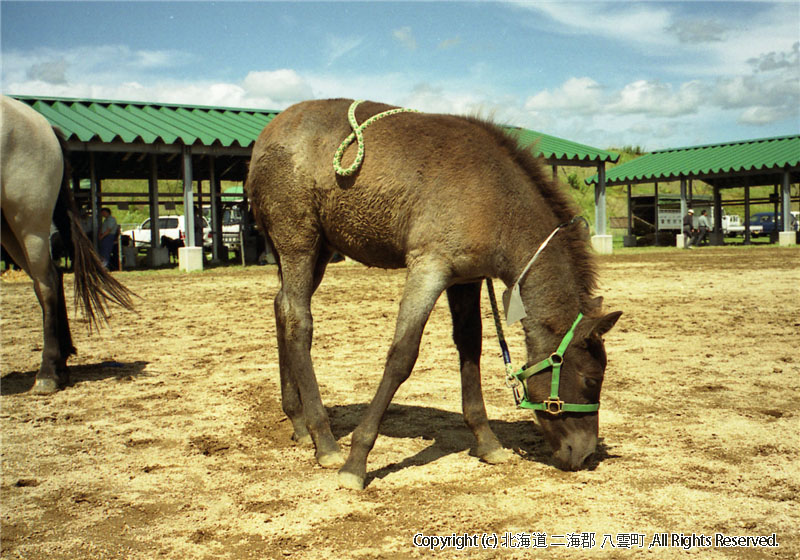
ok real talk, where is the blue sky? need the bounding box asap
[2,1,798,150]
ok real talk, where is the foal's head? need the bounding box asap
[524,310,622,470]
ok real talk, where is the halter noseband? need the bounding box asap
[509,313,599,415]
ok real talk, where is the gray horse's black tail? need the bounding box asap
[51,128,136,330]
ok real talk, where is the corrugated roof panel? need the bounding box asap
[31,100,96,140]
[505,126,619,164]
[11,95,280,148]
[12,95,615,161]
[119,104,179,144]
[588,135,800,185]
[104,104,158,144]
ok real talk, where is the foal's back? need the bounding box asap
[247,99,555,275]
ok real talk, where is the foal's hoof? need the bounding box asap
[316,449,345,469]
[292,433,313,446]
[337,471,365,491]
[481,447,513,465]
[30,378,60,395]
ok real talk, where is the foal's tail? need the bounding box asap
[51,128,136,330]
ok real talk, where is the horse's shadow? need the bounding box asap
[327,403,616,485]
[0,360,149,396]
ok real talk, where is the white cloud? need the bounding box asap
[666,18,728,44]
[608,80,704,118]
[324,35,363,67]
[242,69,313,103]
[516,2,799,79]
[518,2,674,47]
[392,26,418,50]
[524,77,604,115]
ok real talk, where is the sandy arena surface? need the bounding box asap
[1,246,798,559]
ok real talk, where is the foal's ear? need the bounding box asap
[586,296,604,313]
[589,311,622,338]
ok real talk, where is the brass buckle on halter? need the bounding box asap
[542,397,564,415]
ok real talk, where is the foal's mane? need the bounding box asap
[464,117,599,310]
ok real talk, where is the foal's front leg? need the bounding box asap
[447,282,510,464]
[338,261,449,490]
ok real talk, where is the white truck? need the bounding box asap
[122,215,213,249]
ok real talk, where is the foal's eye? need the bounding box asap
[585,377,600,389]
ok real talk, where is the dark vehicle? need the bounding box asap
[749,211,799,237]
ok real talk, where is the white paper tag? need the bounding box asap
[502,283,527,326]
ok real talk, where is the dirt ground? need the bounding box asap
[1,246,798,559]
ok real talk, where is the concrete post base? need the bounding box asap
[778,231,797,247]
[591,235,613,255]
[179,246,204,272]
[122,246,138,269]
[148,246,170,267]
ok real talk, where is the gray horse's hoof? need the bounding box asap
[481,447,513,465]
[337,471,365,490]
[30,378,60,395]
[317,450,345,469]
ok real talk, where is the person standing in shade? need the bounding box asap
[98,207,118,268]
[683,208,695,249]
[696,209,711,246]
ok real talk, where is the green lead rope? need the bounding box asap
[333,100,419,176]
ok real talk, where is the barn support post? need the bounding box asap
[179,146,203,271]
[208,156,222,262]
[779,168,796,246]
[89,152,99,250]
[653,182,659,246]
[711,186,724,246]
[591,163,612,254]
[147,154,168,267]
[744,180,752,245]
[677,178,688,248]
[551,164,558,182]
[624,183,636,247]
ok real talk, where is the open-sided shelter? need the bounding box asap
[588,135,800,246]
[11,95,620,266]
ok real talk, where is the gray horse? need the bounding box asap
[1,95,134,394]
[246,99,621,489]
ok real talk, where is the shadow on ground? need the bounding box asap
[0,360,149,396]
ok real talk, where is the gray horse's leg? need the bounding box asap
[274,250,343,467]
[338,260,449,490]
[1,218,67,394]
[275,247,333,447]
[446,283,510,464]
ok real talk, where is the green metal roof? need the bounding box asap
[504,126,619,165]
[588,135,800,186]
[11,95,618,166]
[11,95,279,148]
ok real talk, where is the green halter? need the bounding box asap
[510,313,599,414]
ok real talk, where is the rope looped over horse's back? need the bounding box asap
[333,100,419,177]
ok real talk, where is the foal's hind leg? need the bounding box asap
[447,283,510,464]
[274,250,343,467]
[275,247,333,447]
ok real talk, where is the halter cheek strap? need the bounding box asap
[512,313,599,414]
